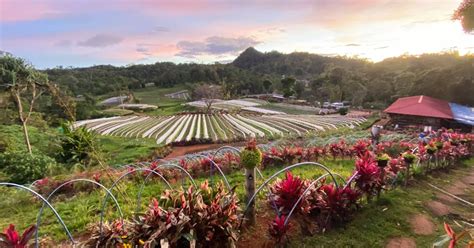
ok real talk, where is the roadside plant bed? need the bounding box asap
[259,131,474,246]
[29,131,473,200]
[1,130,472,247]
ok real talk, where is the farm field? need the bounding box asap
[185,98,327,115]
[74,113,367,145]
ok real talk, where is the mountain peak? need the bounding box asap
[232,47,265,69]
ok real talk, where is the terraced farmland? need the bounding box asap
[74,114,367,145]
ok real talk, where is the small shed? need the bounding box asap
[384,95,472,131]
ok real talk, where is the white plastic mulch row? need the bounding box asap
[75,113,368,144]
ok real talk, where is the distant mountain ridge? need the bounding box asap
[42,47,474,106]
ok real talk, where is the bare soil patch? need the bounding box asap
[461,175,474,185]
[165,142,245,159]
[425,201,452,216]
[385,237,417,248]
[445,181,469,196]
[409,214,435,235]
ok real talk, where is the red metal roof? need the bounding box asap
[384,95,453,119]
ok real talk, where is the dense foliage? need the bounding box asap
[58,122,100,168]
[44,48,474,107]
[84,181,239,248]
[0,151,57,184]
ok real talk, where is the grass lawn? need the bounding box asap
[131,85,197,116]
[98,135,162,166]
[132,85,187,106]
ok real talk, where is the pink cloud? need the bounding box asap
[0,0,62,22]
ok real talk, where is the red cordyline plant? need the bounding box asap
[417,143,429,162]
[306,146,326,161]
[0,224,36,248]
[351,140,370,158]
[269,171,307,214]
[318,184,360,225]
[268,215,291,245]
[353,152,381,198]
[328,140,350,159]
[386,157,404,176]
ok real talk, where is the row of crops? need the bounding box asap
[74,114,367,145]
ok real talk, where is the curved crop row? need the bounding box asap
[75,114,367,145]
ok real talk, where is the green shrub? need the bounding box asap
[59,122,101,167]
[0,151,56,184]
[338,107,348,115]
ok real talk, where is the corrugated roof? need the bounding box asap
[449,103,474,126]
[384,95,453,119]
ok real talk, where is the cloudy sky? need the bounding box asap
[1,0,473,68]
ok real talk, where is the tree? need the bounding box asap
[281,77,296,98]
[0,56,48,154]
[193,84,223,113]
[294,81,306,99]
[453,0,474,34]
[263,79,272,93]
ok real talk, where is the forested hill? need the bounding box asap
[44,48,474,106]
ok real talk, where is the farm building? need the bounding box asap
[165,90,190,100]
[384,95,473,131]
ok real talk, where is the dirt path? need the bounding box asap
[386,166,474,248]
[165,142,246,159]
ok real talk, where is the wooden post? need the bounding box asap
[404,163,410,187]
[245,167,256,225]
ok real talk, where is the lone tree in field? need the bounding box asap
[453,0,474,34]
[193,84,223,113]
[0,56,49,154]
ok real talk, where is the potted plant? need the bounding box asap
[435,141,443,150]
[376,153,390,168]
[240,138,262,225]
[402,151,417,187]
[402,151,416,164]
[425,143,437,155]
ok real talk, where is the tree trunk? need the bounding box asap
[21,120,32,154]
[245,168,256,225]
[13,91,33,155]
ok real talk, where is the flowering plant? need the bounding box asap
[0,224,36,248]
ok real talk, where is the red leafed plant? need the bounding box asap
[269,171,307,213]
[246,138,258,150]
[434,222,474,248]
[353,152,381,197]
[268,215,291,245]
[0,224,37,248]
[351,140,370,158]
[328,140,350,159]
[318,184,360,225]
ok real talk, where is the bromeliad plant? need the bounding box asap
[0,224,37,248]
[269,171,307,214]
[268,215,291,246]
[316,184,360,228]
[353,152,381,200]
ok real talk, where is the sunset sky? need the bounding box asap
[1,0,473,68]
